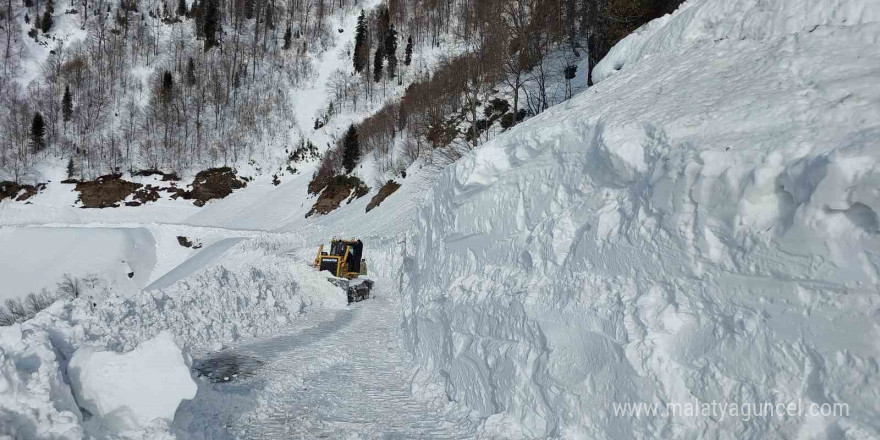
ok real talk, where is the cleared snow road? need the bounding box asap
[175,288,480,440]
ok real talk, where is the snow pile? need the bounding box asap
[0,320,82,439]
[68,331,196,433]
[593,0,880,84]
[82,237,347,354]
[0,236,345,438]
[402,0,880,438]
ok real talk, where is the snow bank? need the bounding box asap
[403,2,880,438]
[68,331,196,432]
[0,320,82,439]
[593,0,880,84]
[84,244,347,353]
[0,236,345,438]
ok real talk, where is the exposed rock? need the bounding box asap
[306,175,369,217]
[74,174,142,208]
[365,180,401,213]
[0,181,47,202]
[174,167,247,207]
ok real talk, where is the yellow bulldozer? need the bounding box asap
[313,238,373,303]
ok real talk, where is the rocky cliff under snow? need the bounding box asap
[401,0,880,437]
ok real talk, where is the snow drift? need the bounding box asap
[402,0,880,438]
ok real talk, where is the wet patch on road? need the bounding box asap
[193,351,265,383]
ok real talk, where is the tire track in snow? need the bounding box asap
[178,292,479,439]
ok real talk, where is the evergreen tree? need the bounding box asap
[176,0,186,16]
[404,35,413,66]
[373,46,384,83]
[186,57,197,86]
[265,4,274,29]
[377,6,390,41]
[202,0,220,51]
[352,11,367,73]
[283,25,292,50]
[30,113,46,153]
[62,85,73,123]
[161,70,174,103]
[384,25,397,79]
[41,9,52,33]
[192,0,205,37]
[66,157,75,179]
[244,0,254,19]
[342,125,360,174]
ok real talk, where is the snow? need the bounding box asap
[68,331,196,432]
[402,2,880,438]
[0,321,82,439]
[1,0,879,438]
[0,235,345,438]
[175,291,481,439]
[144,237,244,291]
[0,227,156,300]
[593,0,880,84]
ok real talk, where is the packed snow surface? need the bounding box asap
[68,331,197,432]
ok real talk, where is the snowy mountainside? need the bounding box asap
[401,0,880,438]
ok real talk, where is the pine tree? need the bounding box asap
[186,57,197,85]
[377,6,390,41]
[283,25,292,50]
[161,70,174,103]
[384,25,397,80]
[202,0,220,51]
[244,0,254,19]
[353,11,367,73]
[66,157,75,179]
[342,125,360,174]
[265,3,274,29]
[373,46,384,83]
[404,36,413,66]
[41,8,53,33]
[30,113,46,153]
[176,0,186,16]
[62,85,73,123]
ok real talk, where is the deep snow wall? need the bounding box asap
[401,1,880,437]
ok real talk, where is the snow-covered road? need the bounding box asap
[175,287,480,440]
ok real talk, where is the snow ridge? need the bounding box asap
[593,0,880,84]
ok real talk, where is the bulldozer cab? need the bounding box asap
[313,239,368,279]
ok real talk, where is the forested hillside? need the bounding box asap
[1,0,681,186]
